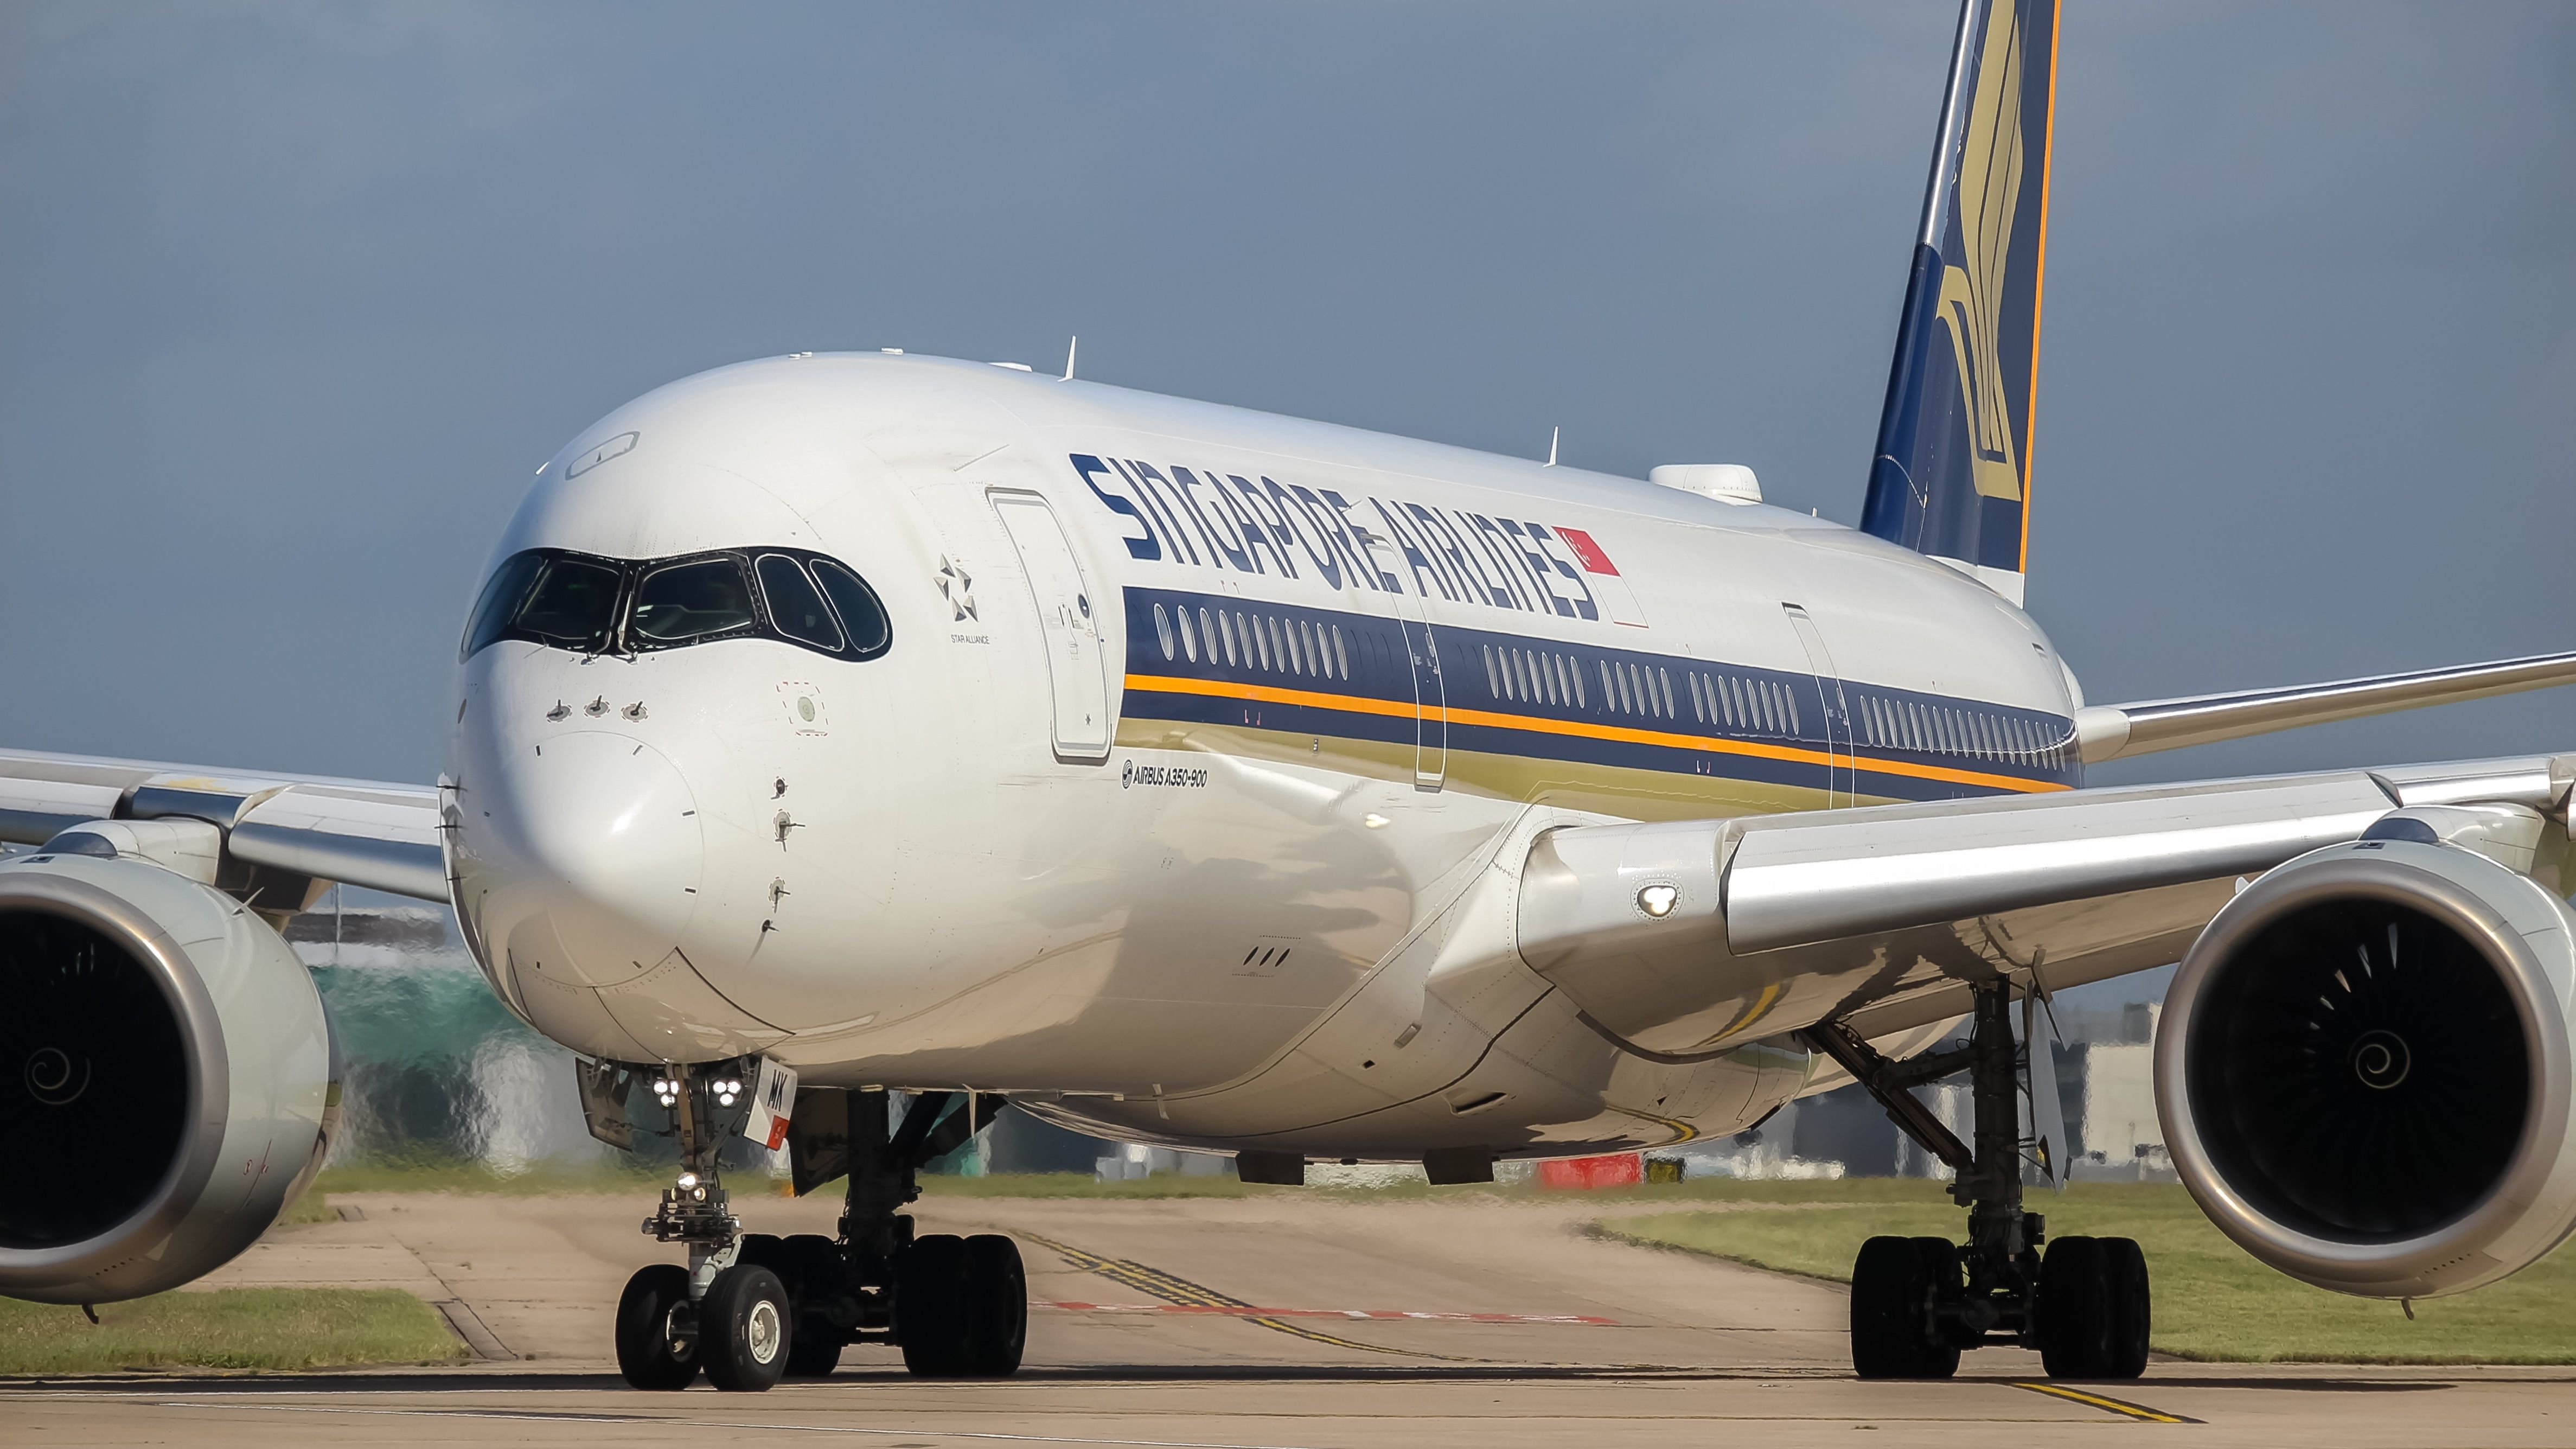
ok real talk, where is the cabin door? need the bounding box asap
[992,490,1113,762]
[1358,527,1446,790]
[1782,602,1853,807]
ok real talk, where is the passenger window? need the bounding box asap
[757,554,846,653]
[1152,603,1175,662]
[809,559,891,657]
[1332,625,1349,680]
[516,556,624,652]
[1179,607,1198,662]
[631,558,758,648]
[1219,612,1238,666]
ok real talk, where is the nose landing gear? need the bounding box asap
[597,1064,1020,1391]
[612,1061,797,1391]
[1803,978,2152,1382]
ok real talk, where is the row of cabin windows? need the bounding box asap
[1686,669,1801,738]
[1477,643,1804,739]
[1856,693,2069,769]
[1152,602,1352,682]
[1601,659,1680,721]
[1481,644,1588,710]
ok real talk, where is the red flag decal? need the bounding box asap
[1556,526,1619,576]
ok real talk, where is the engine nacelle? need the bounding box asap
[2158,826,2576,1298]
[0,851,337,1304]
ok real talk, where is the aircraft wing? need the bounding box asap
[1511,751,2573,1060]
[0,746,448,903]
[2074,648,2576,763]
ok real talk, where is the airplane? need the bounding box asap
[4,0,2573,1394]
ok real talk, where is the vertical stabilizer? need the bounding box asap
[1858,0,2062,607]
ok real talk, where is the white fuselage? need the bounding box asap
[445,354,2081,1160]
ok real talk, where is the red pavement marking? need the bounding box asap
[1040,1301,1617,1325]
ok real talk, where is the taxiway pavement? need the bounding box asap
[12,1190,2574,1446]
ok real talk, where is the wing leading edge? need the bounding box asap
[2074,649,2576,764]
[0,746,446,903]
[1511,752,2572,1061]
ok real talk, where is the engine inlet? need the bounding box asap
[1,911,191,1250]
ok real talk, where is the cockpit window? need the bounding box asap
[809,558,891,658]
[514,556,623,651]
[630,557,758,649]
[756,554,844,652]
[461,551,546,662]
[459,544,893,663]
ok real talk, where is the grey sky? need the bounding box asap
[1,2,2569,788]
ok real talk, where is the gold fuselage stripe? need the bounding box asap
[1122,672,2069,796]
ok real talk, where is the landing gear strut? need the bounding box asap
[608,1076,1023,1391]
[1801,978,2150,1381]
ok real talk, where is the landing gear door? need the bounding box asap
[1783,603,1853,807]
[1358,528,1446,790]
[991,490,1114,762]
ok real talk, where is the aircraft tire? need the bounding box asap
[2038,1236,2113,1378]
[615,1263,701,1390]
[961,1234,1027,1376]
[777,1234,851,1377]
[701,1263,792,1393]
[2101,1237,2151,1379]
[898,1234,970,1376]
[1904,1237,1963,1378]
[1850,1235,1938,1378]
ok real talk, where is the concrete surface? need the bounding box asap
[11,1189,2576,1446]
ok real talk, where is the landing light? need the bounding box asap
[676,1172,698,1190]
[1638,884,1680,918]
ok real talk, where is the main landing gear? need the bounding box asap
[605,1068,1024,1391]
[1801,978,2150,1381]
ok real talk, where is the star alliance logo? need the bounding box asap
[936,556,976,622]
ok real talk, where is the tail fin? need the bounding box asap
[1858,0,2063,607]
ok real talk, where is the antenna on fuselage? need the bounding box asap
[1062,335,1078,381]
[1544,426,1559,467]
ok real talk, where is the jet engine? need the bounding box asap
[0,848,337,1305]
[2158,815,2576,1298]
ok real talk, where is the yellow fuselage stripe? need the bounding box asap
[1122,672,2068,795]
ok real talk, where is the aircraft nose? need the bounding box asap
[485,731,703,985]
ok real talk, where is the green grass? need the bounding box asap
[1600,1181,2576,1364]
[310,1154,666,1196]
[0,1289,466,1375]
